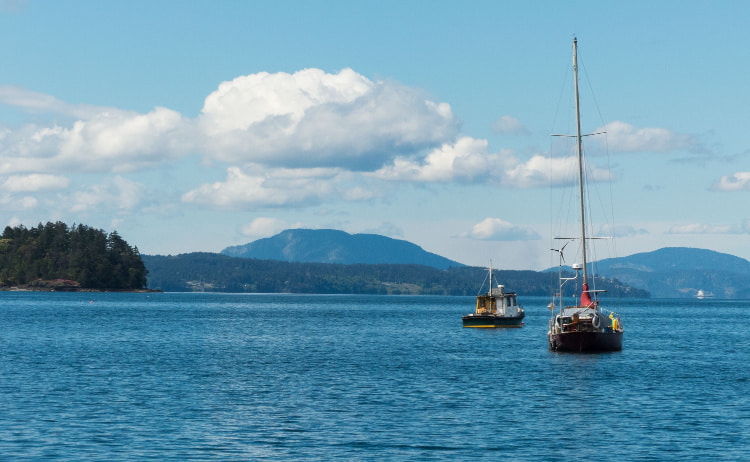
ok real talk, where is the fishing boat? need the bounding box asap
[462,261,524,328]
[547,38,623,352]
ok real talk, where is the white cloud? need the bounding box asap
[240,217,291,237]
[373,136,611,188]
[197,68,459,170]
[372,137,500,182]
[667,222,750,234]
[0,107,188,174]
[459,218,540,241]
[69,176,144,213]
[2,173,69,192]
[492,115,528,135]
[19,196,37,209]
[342,186,380,201]
[711,172,750,191]
[601,121,704,154]
[199,68,372,134]
[596,223,648,237]
[0,85,106,119]
[361,222,404,238]
[504,154,610,188]
[0,69,457,175]
[182,166,341,209]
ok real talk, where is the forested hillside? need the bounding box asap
[0,222,148,290]
[143,252,648,297]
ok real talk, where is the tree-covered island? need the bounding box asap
[0,222,150,291]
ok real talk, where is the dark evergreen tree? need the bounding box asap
[0,222,148,290]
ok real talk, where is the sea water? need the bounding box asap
[0,292,747,461]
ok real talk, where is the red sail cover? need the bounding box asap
[581,282,594,307]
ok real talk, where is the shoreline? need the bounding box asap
[0,285,162,293]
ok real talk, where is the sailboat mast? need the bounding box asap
[573,37,588,284]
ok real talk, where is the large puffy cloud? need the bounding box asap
[601,121,704,154]
[459,218,540,241]
[60,108,189,172]
[0,69,457,175]
[200,68,372,134]
[372,136,611,188]
[197,68,458,170]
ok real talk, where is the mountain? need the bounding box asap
[578,247,750,299]
[221,229,464,270]
[596,247,750,274]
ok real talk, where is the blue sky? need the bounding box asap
[1,0,749,270]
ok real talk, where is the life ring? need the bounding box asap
[592,313,601,329]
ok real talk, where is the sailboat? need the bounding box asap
[462,261,525,328]
[547,38,623,352]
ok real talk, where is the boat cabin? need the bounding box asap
[475,285,521,316]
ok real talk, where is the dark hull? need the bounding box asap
[548,330,622,352]
[462,313,524,328]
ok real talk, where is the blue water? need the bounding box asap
[0,292,747,461]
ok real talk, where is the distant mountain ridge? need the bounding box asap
[153,233,750,298]
[562,247,750,299]
[221,229,464,270]
[596,247,750,274]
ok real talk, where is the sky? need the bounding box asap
[0,0,749,270]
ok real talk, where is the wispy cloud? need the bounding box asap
[596,223,649,237]
[1,173,69,192]
[601,121,706,154]
[458,218,540,241]
[492,115,529,135]
[181,166,341,209]
[667,221,750,234]
[0,85,109,119]
[361,222,404,238]
[69,176,144,213]
[240,217,301,237]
